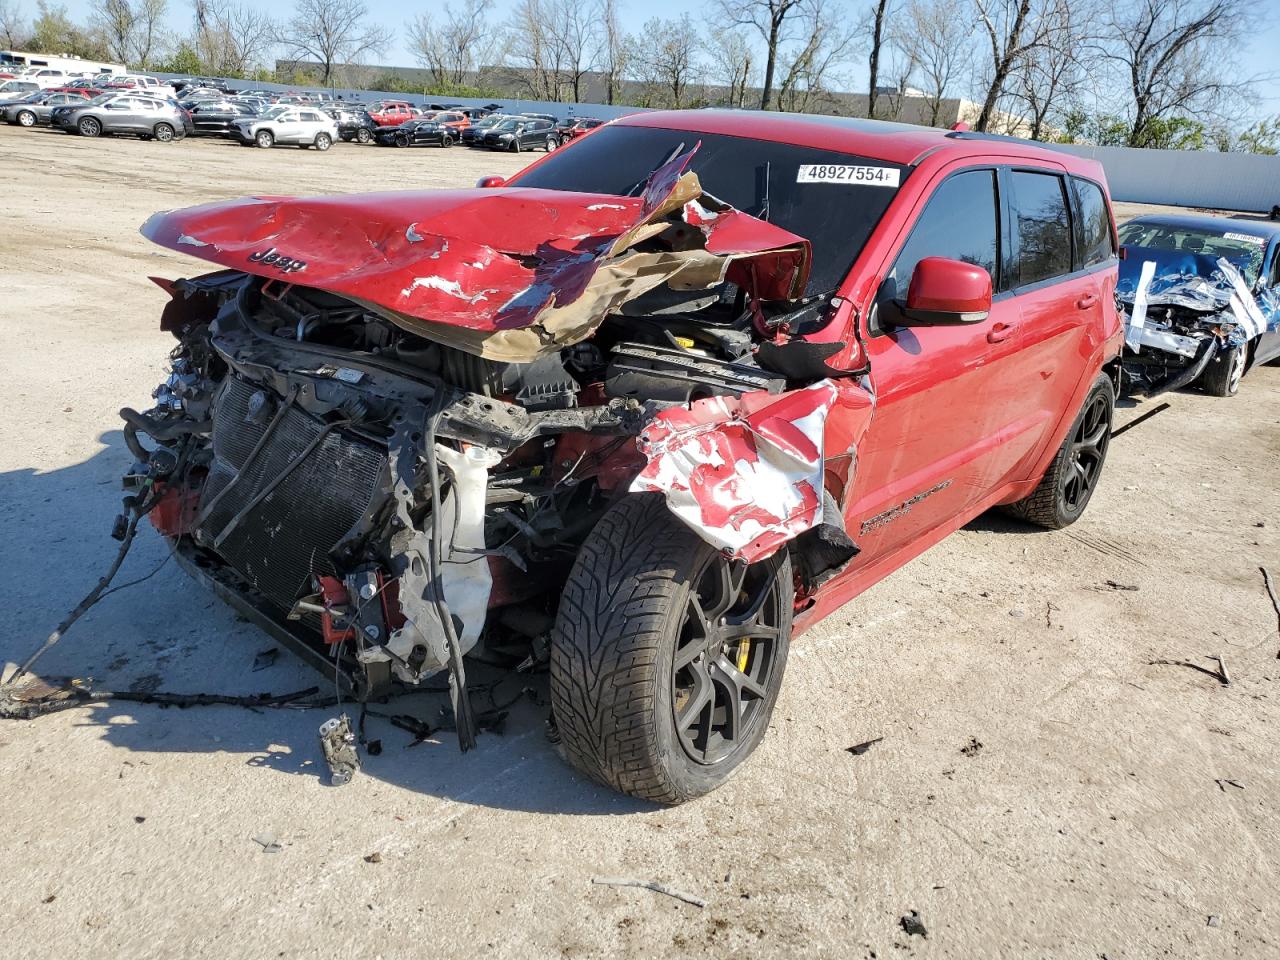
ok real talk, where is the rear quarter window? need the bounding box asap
[1012,170,1073,286]
[1072,178,1115,268]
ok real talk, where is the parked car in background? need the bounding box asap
[0,78,39,100]
[482,115,558,151]
[374,117,456,148]
[334,105,377,143]
[230,106,338,150]
[365,100,416,126]
[2,89,89,126]
[24,66,71,88]
[1117,214,1280,396]
[461,113,512,146]
[431,110,471,138]
[47,85,101,99]
[189,99,259,137]
[103,75,176,97]
[557,117,604,144]
[51,94,191,141]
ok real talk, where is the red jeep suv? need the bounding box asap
[128,110,1121,802]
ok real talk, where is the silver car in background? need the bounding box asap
[230,106,339,150]
[51,94,192,142]
[2,91,91,127]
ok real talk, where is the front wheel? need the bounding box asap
[16,110,36,127]
[1004,372,1114,529]
[1199,339,1248,396]
[550,495,793,803]
[255,129,273,148]
[314,132,332,151]
[78,116,101,137]
[440,134,452,148]
[510,139,521,153]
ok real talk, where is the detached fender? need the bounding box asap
[630,378,874,563]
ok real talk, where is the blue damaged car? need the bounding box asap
[1117,213,1280,396]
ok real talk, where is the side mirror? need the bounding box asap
[476,175,506,189]
[899,256,992,325]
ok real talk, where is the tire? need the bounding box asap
[1004,372,1114,529]
[16,110,36,127]
[255,129,273,148]
[550,495,793,803]
[152,122,175,143]
[545,136,557,152]
[1199,339,1248,396]
[78,116,101,137]
[314,132,332,151]
[356,127,373,144]
[510,139,521,153]
[394,133,409,147]
[441,134,453,148]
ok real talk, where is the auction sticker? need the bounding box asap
[1224,231,1265,244]
[797,164,900,186]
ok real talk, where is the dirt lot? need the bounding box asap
[2,130,1278,960]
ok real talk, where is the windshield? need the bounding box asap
[494,119,520,131]
[512,125,908,295]
[1118,221,1268,289]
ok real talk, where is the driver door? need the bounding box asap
[275,111,302,143]
[846,165,1027,564]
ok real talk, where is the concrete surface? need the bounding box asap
[1,131,1278,960]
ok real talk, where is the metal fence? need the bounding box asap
[1049,143,1280,214]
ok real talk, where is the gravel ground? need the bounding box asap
[1,130,1278,960]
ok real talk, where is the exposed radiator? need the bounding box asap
[197,377,388,612]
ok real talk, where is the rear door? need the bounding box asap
[1002,168,1114,479]
[848,164,1025,562]
[275,111,302,142]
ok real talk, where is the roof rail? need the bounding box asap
[945,130,1031,144]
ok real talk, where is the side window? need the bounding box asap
[300,111,321,121]
[1071,177,1115,268]
[885,168,1000,304]
[1012,171,1073,285]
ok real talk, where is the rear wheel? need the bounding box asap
[510,139,521,153]
[1199,339,1248,396]
[545,136,557,151]
[314,132,332,151]
[152,122,175,142]
[255,129,273,148]
[441,134,453,148]
[394,132,409,147]
[1004,372,1114,529]
[356,127,373,144]
[78,116,101,137]
[16,110,36,127]
[550,495,793,803]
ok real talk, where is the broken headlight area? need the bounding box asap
[1118,256,1280,396]
[120,263,865,716]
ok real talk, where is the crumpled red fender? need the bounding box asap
[630,379,872,562]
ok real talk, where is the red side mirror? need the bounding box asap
[902,256,992,325]
[476,175,506,189]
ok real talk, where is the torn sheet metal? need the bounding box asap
[139,148,811,363]
[1121,256,1280,351]
[631,380,872,563]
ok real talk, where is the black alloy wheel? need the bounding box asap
[672,558,787,765]
[1060,388,1110,514]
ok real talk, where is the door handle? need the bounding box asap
[1076,293,1098,309]
[987,322,1015,343]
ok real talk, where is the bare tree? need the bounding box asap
[631,14,702,108]
[1103,0,1247,147]
[407,0,494,86]
[0,0,24,48]
[274,0,390,83]
[706,27,756,107]
[96,0,136,63]
[714,0,805,110]
[972,0,1060,131]
[195,0,273,75]
[505,0,560,99]
[777,0,859,113]
[865,0,890,117]
[543,0,598,102]
[1013,0,1088,139]
[598,0,627,104]
[901,0,971,126]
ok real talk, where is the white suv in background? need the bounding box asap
[232,107,339,150]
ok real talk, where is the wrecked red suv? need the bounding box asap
[126,110,1122,802]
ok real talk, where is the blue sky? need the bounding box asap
[43,0,1280,117]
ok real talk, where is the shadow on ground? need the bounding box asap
[0,431,651,817]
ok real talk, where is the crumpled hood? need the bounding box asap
[140,147,812,362]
